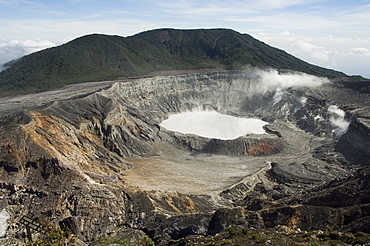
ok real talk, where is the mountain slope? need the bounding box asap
[0,28,345,95]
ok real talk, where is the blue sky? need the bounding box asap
[1,0,370,78]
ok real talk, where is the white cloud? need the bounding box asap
[289,39,330,63]
[349,47,370,56]
[281,31,291,36]
[0,18,156,41]
[156,1,255,18]
[153,0,320,20]
[0,17,159,65]
[0,39,56,64]
[252,32,370,77]
[250,0,317,10]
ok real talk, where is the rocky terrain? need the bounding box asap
[0,69,369,245]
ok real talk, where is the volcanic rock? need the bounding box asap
[0,70,369,244]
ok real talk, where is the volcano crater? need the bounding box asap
[73,70,354,196]
[1,70,370,243]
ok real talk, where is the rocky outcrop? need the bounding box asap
[336,115,370,164]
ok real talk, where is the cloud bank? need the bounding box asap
[289,39,331,63]
[0,39,56,66]
[350,47,370,56]
[254,33,370,78]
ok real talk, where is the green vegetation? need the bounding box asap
[170,226,370,245]
[0,28,345,96]
[96,235,155,246]
[96,237,130,246]
[26,226,155,246]
[26,227,75,246]
[18,224,370,246]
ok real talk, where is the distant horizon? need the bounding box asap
[1,1,369,78]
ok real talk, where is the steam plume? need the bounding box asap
[247,67,329,93]
[328,105,350,135]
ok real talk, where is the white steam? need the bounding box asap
[272,87,284,105]
[300,97,308,106]
[328,105,350,135]
[160,110,268,140]
[250,68,329,93]
[160,69,330,140]
[0,208,9,238]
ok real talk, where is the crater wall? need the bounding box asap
[0,70,369,244]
